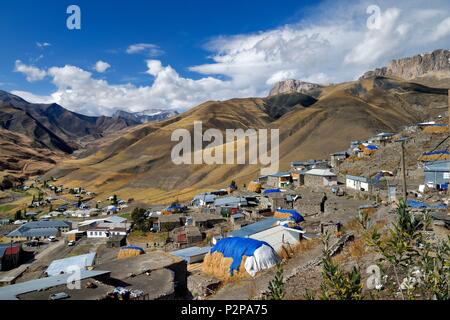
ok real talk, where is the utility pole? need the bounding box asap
[399,139,408,201]
[447,89,450,215]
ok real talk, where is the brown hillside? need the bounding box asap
[46,77,448,204]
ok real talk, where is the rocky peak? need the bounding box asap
[268,79,324,97]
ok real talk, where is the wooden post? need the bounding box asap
[400,140,407,201]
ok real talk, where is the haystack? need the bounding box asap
[117,246,145,260]
[274,209,305,223]
[202,251,250,281]
[202,237,279,280]
[247,181,262,193]
[419,151,450,162]
[423,125,449,134]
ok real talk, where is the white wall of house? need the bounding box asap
[87,230,109,238]
[249,226,302,252]
[346,178,369,191]
[87,230,127,238]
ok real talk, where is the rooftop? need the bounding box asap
[268,172,292,178]
[94,251,184,281]
[171,246,211,259]
[424,160,450,172]
[0,270,110,300]
[45,253,96,277]
[305,169,336,177]
[8,227,59,238]
[229,217,284,238]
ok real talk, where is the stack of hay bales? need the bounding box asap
[247,181,262,193]
[422,124,449,134]
[117,246,145,260]
[274,209,305,223]
[419,151,450,162]
[202,237,279,281]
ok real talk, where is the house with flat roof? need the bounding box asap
[330,151,348,168]
[424,160,450,189]
[45,253,96,277]
[7,221,71,241]
[192,193,217,207]
[346,175,372,192]
[267,172,292,188]
[304,169,337,187]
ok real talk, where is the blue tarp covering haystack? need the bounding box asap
[210,238,278,276]
[121,246,145,252]
[275,209,305,223]
[406,200,448,209]
[423,151,450,156]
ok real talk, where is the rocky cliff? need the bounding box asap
[268,79,324,97]
[360,49,450,82]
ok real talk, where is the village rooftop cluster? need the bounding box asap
[0,114,449,300]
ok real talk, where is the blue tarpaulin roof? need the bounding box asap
[210,238,272,275]
[263,189,281,194]
[406,200,448,209]
[276,209,305,223]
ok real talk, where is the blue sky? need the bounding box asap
[0,0,315,93]
[1,0,450,116]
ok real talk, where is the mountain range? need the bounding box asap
[113,109,180,124]
[1,49,449,203]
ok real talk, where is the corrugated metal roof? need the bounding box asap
[20,221,71,229]
[0,270,110,300]
[45,253,96,277]
[424,160,450,172]
[214,197,248,207]
[268,172,291,177]
[346,175,369,183]
[8,227,59,238]
[229,218,282,238]
[193,194,217,203]
[104,216,127,224]
[171,246,211,258]
[305,169,336,177]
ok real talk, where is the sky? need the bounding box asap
[1,0,450,116]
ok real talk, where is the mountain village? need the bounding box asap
[0,90,449,300]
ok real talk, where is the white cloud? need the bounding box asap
[94,60,111,73]
[13,60,254,116]
[12,0,450,116]
[126,43,164,56]
[146,60,163,76]
[14,60,47,82]
[431,17,450,42]
[191,0,450,86]
[36,42,51,48]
